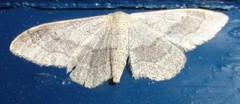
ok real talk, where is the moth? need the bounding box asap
[10,9,228,88]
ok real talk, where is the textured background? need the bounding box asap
[1,0,240,104]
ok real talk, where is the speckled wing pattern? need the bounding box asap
[10,15,117,88]
[10,9,228,88]
[128,21,186,81]
[131,9,228,51]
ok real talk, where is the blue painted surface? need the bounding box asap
[0,1,240,104]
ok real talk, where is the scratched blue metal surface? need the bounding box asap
[0,1,240,104]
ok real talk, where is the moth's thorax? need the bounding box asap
[111,11,131,24]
